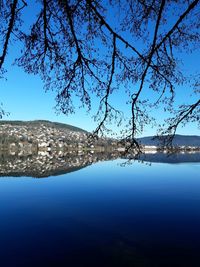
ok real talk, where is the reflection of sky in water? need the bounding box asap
[0,160,200,266]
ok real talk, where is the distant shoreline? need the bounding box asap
[0,120,200,153]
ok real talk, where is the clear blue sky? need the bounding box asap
[0,1,199,137]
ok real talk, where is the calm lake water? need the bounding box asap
[0,154,200,267]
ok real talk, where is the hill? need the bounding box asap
[138,134,200,147]
[0,120,199,148]
[0,120,115,152]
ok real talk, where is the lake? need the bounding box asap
[0,152,200,266]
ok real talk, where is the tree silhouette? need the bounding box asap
[0,0,199,148]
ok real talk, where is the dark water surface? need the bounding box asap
[0,157,200,266]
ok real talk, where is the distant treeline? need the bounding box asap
[0,120,87,133]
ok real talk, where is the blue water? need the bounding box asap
[0,160,200,266]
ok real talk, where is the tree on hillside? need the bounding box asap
[0,0,200,148]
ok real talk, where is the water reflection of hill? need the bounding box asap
[0,151,200,178]
[0,151,120,178]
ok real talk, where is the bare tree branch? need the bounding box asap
[0,0,199,150]
[0,0,18,69]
